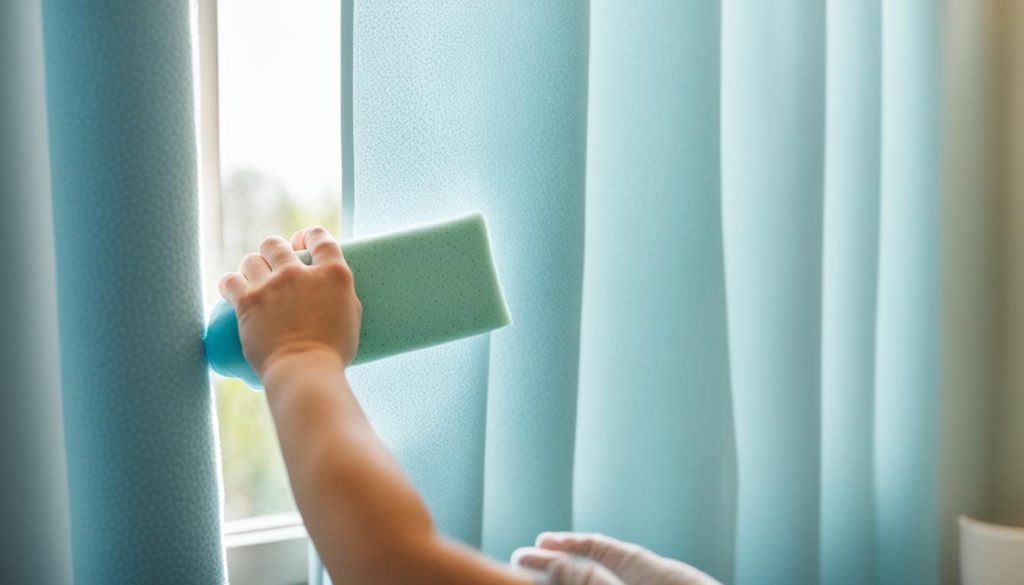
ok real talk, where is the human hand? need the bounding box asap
[512,533,721,585]
[217,226,362,381]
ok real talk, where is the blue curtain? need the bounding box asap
[820,1,881,584]
[347,0,590,559]
[576,1,736,581]
[874,1,941,583]
[41,1,225,582]
[18,0,951,583]
[720,1,826,582]
[345,1,943,584]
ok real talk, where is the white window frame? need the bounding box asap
[224,513,310,585]
[195,1,311,582]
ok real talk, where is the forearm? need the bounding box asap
[261,351,530,585]
[262,350,431,580]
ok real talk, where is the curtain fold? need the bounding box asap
[720,2,826,583]
[874,2,942,584]
[18,0,1007,583]
[574,1,735,582]
[474,3,590,559]
[41,1,225,582]
[819,1,880,584]
[347,0,590,558]
[344,1,959,583]
[347,0,494,544]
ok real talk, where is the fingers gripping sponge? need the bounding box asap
[204,213,511,388]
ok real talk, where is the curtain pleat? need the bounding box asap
[347,2,955,583]
[41,2,225,582]
[347,3,590,557]
[574,1,736,582]
[874,1,942,584]
[819,1,881,584]
[473,3,590,559]
[15,0,1003,582]
[347,0,493,545]
[721,1,826,583]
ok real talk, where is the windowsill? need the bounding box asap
[225,513,309,585]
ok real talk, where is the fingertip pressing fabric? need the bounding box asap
[820,2,881,585]
[41,2,225,583]
[721,2,826,584]
[204,213,511,390]
[574,2,736,583]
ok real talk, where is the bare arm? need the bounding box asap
[219,226,531,585]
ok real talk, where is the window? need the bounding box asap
[197,0,340,576]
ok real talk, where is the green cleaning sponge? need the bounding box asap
[204,213,511,389]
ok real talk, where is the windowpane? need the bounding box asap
[211,0,341,521]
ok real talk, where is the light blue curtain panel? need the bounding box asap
[721,1,826,584]
[347,0,494,544]
[1,0,959,581]
[574,1,736,583]
[875,1,941,584]
[347,0,590,559]
[473,3,590,559]
[41,1,225,583]
[820,2,881,585]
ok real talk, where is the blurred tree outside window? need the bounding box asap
[212,0,341,521]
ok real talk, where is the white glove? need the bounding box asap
[511,532,722,585]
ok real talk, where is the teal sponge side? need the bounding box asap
[204,213,511,388]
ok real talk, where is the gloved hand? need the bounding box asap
[511,532,722,585]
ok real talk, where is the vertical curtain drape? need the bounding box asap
[41,1,225,582]
[344,1,949,584]
[874,2,941,583]
[347,0,590,560]
[720,2,826,582]
[12,0,1024,584]
[820,2,881,584]
[576,1,736,581]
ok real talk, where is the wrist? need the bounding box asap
[260,345,345,389]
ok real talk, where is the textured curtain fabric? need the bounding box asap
[8,0,1024,584]
[576,2,736,582]
[347,0,590,557]
[340,1,956,585]
[40,1,225,583]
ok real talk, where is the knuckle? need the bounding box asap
[325,262,353,282]
[278,264,304,279]
[237,290,260,309]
